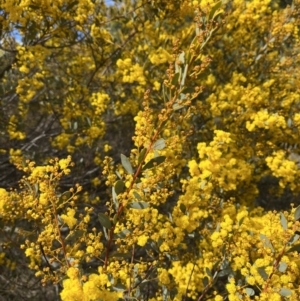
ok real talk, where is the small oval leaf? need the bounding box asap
[128,202,149,209]
[278,262,288,273]
[178,51,185,64]
[202,276,209,287]
[112,187,119,210]
[112,283,127,292]
[115,229,131,239]
[288,234,300,245]
[205,267,212,277]
[287,244,300,253]
[245,288,255,297]
[115,180,125,195]
[110,251,131,259]
[257,267,268,280]
[280,212,288,230]
[173,103,185,111]
[180,64,188,87]
[171,72,180,85]
[142,156,166,171]
[133,191,142,201]
[279,288,292,297]
[98,213,112,229]
[153,138,166,150]
[66,230,85,242]
[218,268,231,277]
[121,154,134,175]
[208,0,222,21]
[58,191,72,206]
[260,234,275,252]
[179,203,186,213]
[294,205,300,221]
[138,148,147,165]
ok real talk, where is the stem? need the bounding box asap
[262,244,287,292]
[51,196,71,269]
[103,94,179,270]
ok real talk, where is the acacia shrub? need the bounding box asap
[1,0,300,301]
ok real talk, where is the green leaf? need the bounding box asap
[280,212,288,230]
[178,51,185,64]
[113,214,118,225]
[202,276,209,287]
[278,262,288,273]
[142,156,166,171]
[58,191,72,206]
[98,213,112,229]
[66,230,85,242]
[110,251,131,259]
[208,0,222,21]
[121,154,134,175]
[257,267,268,280]
[259,234,275,252]
[128,201,149,209]
[205,267,212,277]
[173,103,185,111]
[138,148,147,165]
[115,229,131,239]
[186,51,191,64]
[153,138,166,150]
[112,187,119,210]
[279,288,292,297]
[115,170,122,179]
[171,72,180,85]
[288,234,299,245]
[294,205,300,221]
[245,288,255,297]
[179,203,186,213]
[180,64,188,87]
[220,259,229,270]
[133,191,142,201]
[287,244,300,253]
[112,283,126,292]
[115,180,125,195]
[218,268,231,277]
[157,237,164,248]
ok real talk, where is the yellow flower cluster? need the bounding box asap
[90,92,109,116]
[266,150,299,190]
[0,188,8,214]
[246,110,287,132]
[211,214,233,248]
[196,130,252,192]
[149,47,172,65]
[7,115,25,140]
[61,208,77,229]
[114,99,139,116]
[61,266,123,301]
[116,58,146,85]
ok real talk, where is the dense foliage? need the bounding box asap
[1,0,300,300]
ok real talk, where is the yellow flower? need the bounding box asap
[0,188,8,213]
[66,267,79,280]
[226,280,237,294]
[61,208,77,229]
[158,268,171,285]
[137,234,149,246]
[60,278,84,301]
